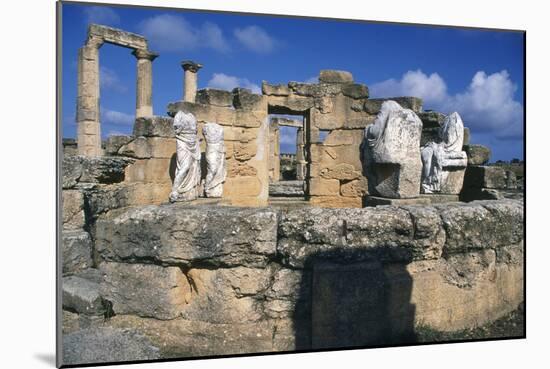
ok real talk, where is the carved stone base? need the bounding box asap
[439,168,466,194]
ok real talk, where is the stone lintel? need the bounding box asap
[88,23,147,50]
[270,117,303,128]
[181,60,203,73]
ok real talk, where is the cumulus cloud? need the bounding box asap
[100,67,127,93]
[101,109,134,126]
[138,14,229,52]
[207,73,261,94]
[370,69,523,140]
[234,26,278,53]
[84,6,120,26]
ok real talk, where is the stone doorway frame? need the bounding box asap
[76,24,158,157]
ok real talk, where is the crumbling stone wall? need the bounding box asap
[61,196,524,365]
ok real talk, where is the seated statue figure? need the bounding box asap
[421,112,468,194]
[169,111,202,202]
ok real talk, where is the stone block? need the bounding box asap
[62,190,85,230]
[463,165,507,189]
[308,195,362,208]
[62,230,93,274]
[363,196,431,207]
[119,137,176,159]
[196,88,234,107]
[340,177,369,197]
[319,163,361,181]
[266,95,316,114]
[323,129,364,146]
[319,70,354,84]
[103,135,133,155]
[262,81,290,96]
[417,111,446,128]
[100,262,191,320]
[62,271,105,315]
[464,144,491,165]
[341,83,369,99]
[223,176,262,198]
[95,205,278,267]
[233,141,258,161]
[124,158,172,183]
[233,88,266,110]
[133,116,174,137]
[308,178,340,196]
[366,97,423,113]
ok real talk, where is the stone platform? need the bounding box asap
[364,194,460,207]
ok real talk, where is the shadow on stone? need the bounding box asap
[293,248,417,350]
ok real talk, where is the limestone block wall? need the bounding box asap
[167,88,270,207]
[61,198,524,365]
[268,121,280,182]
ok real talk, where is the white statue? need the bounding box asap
[421,112,468,194]
[169,111,202,202]
[362,100,423,198]
[203,122,226,197]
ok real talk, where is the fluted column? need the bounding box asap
[133,49,158,118]
[181,60,203,103]
[77,35,103,157]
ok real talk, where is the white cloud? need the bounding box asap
[101,109,134,126]
[207,73,261,94]
[138,14,229,52]
[84,6,120,26]
[234,26,277,53]
[370,69,523,140]
[370,70,447,105]
[100,67,127,93]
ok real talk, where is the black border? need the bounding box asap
[56,1,527,368]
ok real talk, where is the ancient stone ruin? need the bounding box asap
[60,24,524,366]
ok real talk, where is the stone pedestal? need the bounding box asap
[133,49,158,118]
[181,60,203,103]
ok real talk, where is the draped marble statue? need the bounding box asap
[362,100,423,198]
[420,112,468,194]
[203,122,227,197]
[169,111,202,202]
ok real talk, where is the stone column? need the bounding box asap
[296,127,306,180]
[181,60,203,103]
[133,49,158,118]
[77,36,103,157]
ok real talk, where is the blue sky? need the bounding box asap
[61,3,524,161]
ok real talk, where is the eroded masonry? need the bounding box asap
[61,24,524,366]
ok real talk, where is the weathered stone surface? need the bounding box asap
[62,270,105,315]
[277,206,448,268]
[319,70,354,84]
[320,163,361,181]
[62,327,160,366]
[363,101,423,198]
[269,180,304,197]
[104,135,133,155]
[233,88,265,110]
[178,266,275,324]
[463,165,507,189]
[62,190,85,230]
[262,81,290,96]
[417,111,446,128]
[341,83,369,99]
[100,262,191,320]
[62,230,93,274]
[340,177,369,197]
[364,196,431,207]
[63,156,133,186]
[196,88,233,107]
[118,136,176,159]
[96,204,278,267]
[63,138,78,157]
[460,188,503,202]
[436,200,523,254]
[133,116,174,138]
[88,23,148,49]
[464,144,491,165]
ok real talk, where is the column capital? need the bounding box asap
[132,49,159,61]
[85,35,104,48]
[181,60,203,73]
